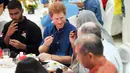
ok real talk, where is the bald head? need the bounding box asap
[78,22,101,38]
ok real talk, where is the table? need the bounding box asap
[0,66,16,73]
[0,59,71,73]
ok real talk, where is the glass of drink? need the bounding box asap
[2,48,10,58]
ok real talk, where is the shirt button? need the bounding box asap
[57,42,59,44]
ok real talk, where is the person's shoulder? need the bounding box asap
[106,60,118,71]
[26,19,37,25]
[4,21,12,28]
[44,23,54,31]
[66,20,77,29]
[25,18,39,28]
[85,0,99,6]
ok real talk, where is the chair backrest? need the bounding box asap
[103,0,114,35]
[118,43,130,73]
[118,43,130,63]
[122,0,130,43]
[68,15,77,27]
[0,21,6,33]
[124,62,130,73]
[103,0,123,36]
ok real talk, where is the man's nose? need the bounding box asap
[11,14,17,19]
[57,19,62,24]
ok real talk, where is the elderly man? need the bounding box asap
[74,34,117,73]
[38,2,77,65]
[0,0,42,56]
[70,22,123,73]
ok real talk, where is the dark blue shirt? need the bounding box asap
[0,0,3,4]
[0,0,9,9]
[42,20,77,56]
[84,0,103,25]
[40,0,48,4]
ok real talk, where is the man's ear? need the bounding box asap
[88,52,93,59]
[50,15,53,20]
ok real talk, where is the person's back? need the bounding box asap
[84,0,103,25]
[103,39,123,73]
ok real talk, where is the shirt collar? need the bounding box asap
[18,16,27,24]
[54,19,70,32]
[89,57,106,73]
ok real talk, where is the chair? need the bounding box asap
[122,0,130,43]
[118,43,130,73]
[0,21,6,33]
[68,15,77,27]
[124,62,130,73]
[103,0,123,36]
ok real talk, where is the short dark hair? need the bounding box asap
[15,57,48,73]
[75,34,103,56]
[7,0,22,10]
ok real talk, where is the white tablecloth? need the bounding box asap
[0,65,16,73]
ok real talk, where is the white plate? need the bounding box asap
[43,60,65,71]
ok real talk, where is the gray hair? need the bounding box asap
[75,34,104,56]
[76,10,114,44]
[78,22,102,38]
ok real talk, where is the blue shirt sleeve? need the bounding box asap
[41,14,52,27]
[40,0,48,4]
[83,0,103,25]
[40,23,54,45]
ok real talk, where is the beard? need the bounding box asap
[13,14,23,23]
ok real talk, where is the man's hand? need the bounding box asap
[38,36,54,53]
[38,53,51,61]
[6,21,18,37]
[69,30,77,55]
[69,30,77,44]
[9,39,26,50]
[63,71,74,73]
[44,36,54,47]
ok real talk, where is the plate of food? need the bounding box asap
[43,60,68,72]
